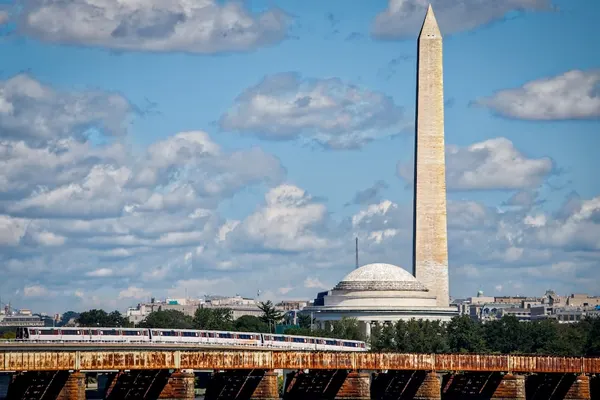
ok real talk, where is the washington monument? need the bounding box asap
[412,5,450,308]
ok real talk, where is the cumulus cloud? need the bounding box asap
[23,285,50,297]
[348,180,389,205]
[371,0,551,39]
[224,184,332,252]
[0,74,131,145]
[398,137,553,190]
[18,0,289,53]
[220,72,407,149]
[532,196,600,251]
[476,70,600,120]
[118,286,151,300]
[304,277,328,290]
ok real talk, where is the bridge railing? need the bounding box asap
[0,350,598,373]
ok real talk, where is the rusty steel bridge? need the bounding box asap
[0,347,598,399]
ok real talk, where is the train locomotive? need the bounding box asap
[15,326,367,352]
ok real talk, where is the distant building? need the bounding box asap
[276,301,308,311]
[494,296,528,305]
[125,295,266,325]
[565,294,600,308]
[0,314,44,327]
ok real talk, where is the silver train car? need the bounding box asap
[15,327,367,352]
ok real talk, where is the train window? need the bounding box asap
[161,331,177,337]
[40,329,59,335]
[101,330,119,336]
[325,340,336,346]
[122,330,141,336]
[239,334,251,340]
[182,332,196,337]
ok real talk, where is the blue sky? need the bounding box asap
[0,0,599,313]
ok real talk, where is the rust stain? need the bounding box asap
[0,351,599,374]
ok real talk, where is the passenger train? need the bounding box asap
[15,327,367,352]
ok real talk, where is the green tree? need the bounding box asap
[583,317,600,356]
[76,309,130,327]
[234,315,269,333]
[0,328,16,339]
[483,315,532,354]
[59,311,80,327]
[297,314,314,329]
[138,310,193,329]
[331,318,365,341]
[446,315,487,353]
[370,323,395,351]
[193,307,233,330]
[258,301,284,332]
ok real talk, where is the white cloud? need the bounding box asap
[220,72,407,149]
[225,184,332,252]
[0,74,131,144]
[398,137,553,190]
[167,278,235,298]
[278,287,293,295]
[304,277,328,290]
[476,70,600,120]
[371,0,550,39]
[23,285,50,297]
[86,268,114,278]
[118,286,151,300]
[19,0,289,53]
[532,196,600,250]
[0,215,28,246]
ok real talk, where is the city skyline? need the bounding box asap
[0,0,599,314]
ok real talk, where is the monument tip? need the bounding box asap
[419,4,442,39]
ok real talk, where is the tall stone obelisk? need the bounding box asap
[412,5,449,308]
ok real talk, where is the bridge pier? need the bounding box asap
[563,374,591,400]
[334,371,370,400]
[57,371,86,400]
[490,373,526,400]
[414,371,441,400]
[250,370,279,400]
[158,370,195,400]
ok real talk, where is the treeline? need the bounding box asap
[284,316,365,341]
[73,301,287,334]
[370,315,600,357]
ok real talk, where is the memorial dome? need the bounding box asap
[333,263,428,292]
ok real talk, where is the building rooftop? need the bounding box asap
[334,263,428,292]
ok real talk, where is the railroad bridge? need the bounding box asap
[0,347,598,400]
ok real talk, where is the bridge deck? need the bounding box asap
[0,350,598,373]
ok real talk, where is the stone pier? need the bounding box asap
[491,373,526,400]
[56,371,86,400]
[564,374,591,400]
[159,370,195,400]
[414,371,441,400]
[251,370,279,400]
[335,371,370,400]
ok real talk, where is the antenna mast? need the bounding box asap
[355,237,359,269]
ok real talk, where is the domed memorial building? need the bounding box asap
[303,6,459,336]
[305,263,457,337]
